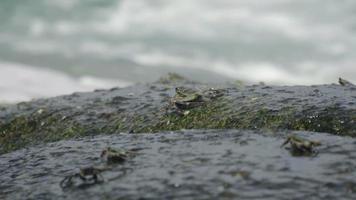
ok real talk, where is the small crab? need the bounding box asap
[101,147,136,164]
[171,87,204,109]
[339,77,355,86]
[60,166,107,189]
[281,135,321,156]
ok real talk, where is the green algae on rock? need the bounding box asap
[0,109,86,153]
[0,75,355,153]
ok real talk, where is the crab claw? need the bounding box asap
[100,147,110,158]
[60,176,73,189]
[280,137,290,148]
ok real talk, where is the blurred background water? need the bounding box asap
[0,0,355,103]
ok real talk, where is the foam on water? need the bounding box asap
[131,50,351,85]
[0,0,356,102]
[0,61,131,103]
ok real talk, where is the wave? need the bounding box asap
[1,0,356,88]
[132,50,356,85]
[0,61,131,103]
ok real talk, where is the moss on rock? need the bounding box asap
[0,75,355,154]
[0,109,86,153]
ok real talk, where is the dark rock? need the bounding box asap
[0,77,355,154]
[1,130,356,200]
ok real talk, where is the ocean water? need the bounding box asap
[0,0,356,102]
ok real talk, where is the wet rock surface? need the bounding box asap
[0,76,355,199]
[0,79,355,153]
[1,129,356,200]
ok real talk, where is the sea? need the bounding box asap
[0,0,355,103]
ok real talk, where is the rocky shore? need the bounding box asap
[0,74,355,154]
[0,74,355,199]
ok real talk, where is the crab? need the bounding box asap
[170,87,204,109]
[60,166,107,189]
[100,147,136,164]
[339,77,354,86]
[281,135,321,156]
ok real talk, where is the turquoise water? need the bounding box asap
[0,0,356,102]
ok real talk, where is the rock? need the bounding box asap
[1,130,356,199]
[0,75,355,154]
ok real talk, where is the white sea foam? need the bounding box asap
[2,0,356,92]
[46,0,79,11]
[97,0,342,41]
[0,62,131,103]
[132,50,355,85]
